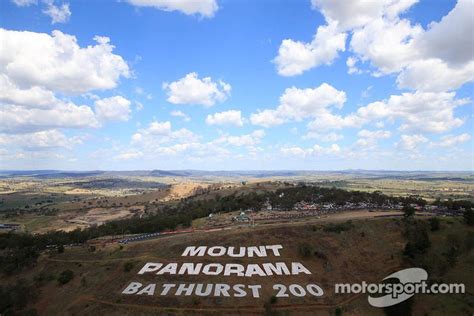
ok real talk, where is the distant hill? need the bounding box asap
[0,169,471,181]
[0,170,104,178]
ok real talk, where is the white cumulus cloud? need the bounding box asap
[274,21,346,76]
[432,133,471,148]
[163,72,231,107]
[0,28,130,135]
[43,1,71,24]
[94,96,132,122]
[0,29,130,94]
[126,0,218,18]
[206,110,244,127]
[250,83,346,127]
[170,110,191,122]
[215,130,265,147]
[397,134,428,151]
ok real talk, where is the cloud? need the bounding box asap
[416,0,473,65]
[250,83,346,127]
[0,129,83,150]
[139,121,172,135]
[350,16,423,75]
[346,56,361,74]
[280,146,310,158]
[94,96,132,122]
[215,130,265,147]
[357,129,391,139]
[355,129,391,148]
[304,90,468,134]
[0,28,131,135]
[311,0,418,31]
[0,29,130,94]
[43,1,71,24]
[131,121,198,147]
[135,101,144,111]
[0,102,98,134]
[281,143,341,157]
[275,0,420,76]
[349,0,474,91]
[431,133,471,148]
[11,0,37,6]
[274,21,346,76]
[206,110,244,127]
[309,0,474,91]
[124,121,253,163]
[396,55,474,93]
[126,0,218,18]
[356,91,468,133]
[303,131,343,142]
[170,110,191,122]
[115,150,143,160]
[396,134,428,151]
[0,75,58,109]
[306,112,362,131]
[249,109,286,128]
[163,72,231,107]
[11,0,72,24]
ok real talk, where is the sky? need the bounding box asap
[0,0,473,171]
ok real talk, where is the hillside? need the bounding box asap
[2,216,473,315]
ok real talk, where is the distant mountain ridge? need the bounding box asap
[0,169,472,180]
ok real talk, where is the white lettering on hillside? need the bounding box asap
[136,262,311,276]
[181,245,283,257]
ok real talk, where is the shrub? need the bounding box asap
[323,221,353,233]
[124,261,134,272]
[464,208,474,225]
[57,245,64,253]
[429,218,440,231]
[57,270,74,285]
[403,205,416,218]
[298,243,312,258]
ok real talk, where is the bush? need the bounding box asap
[124,261,135,272]
[403,205,416,217]
[323,221,353,233]
[464,208,474,225]
[298,243,312,258]
[314,249,328,260]
[403,220,431,258]
[57,244,64,253]
[429,218,440,231]
[0,280,38,314]
[57,270,74,285]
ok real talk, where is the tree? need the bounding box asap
[404,221,431,258]
[57,244,64,253]
[403,205,416,218]
[464,208,474,225]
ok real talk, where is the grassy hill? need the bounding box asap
[2,216,473,315]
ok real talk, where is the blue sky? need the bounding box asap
[0,0,473,170]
